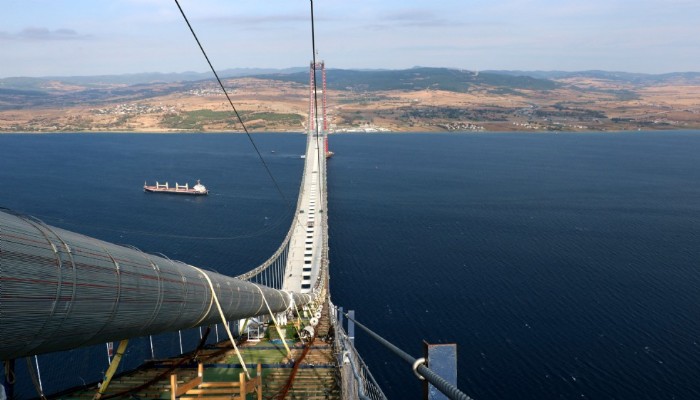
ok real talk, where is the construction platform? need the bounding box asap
[55,302,338,400]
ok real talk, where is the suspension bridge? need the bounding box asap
[0,2,472,394]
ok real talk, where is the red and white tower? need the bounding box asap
[309,61,333,158]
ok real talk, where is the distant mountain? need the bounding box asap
[0,67,559,96]
[3,68,700,94]
[53,67,308,86]
[0,67,307,91]
[485,70,700,85]
[0,77,49,91]
[3,67,699,110]
[256,67,558,92]
[0,80,202,110]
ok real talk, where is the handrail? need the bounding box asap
[343,312,475,400]
[330,303,387,400]
[314,144,329,292]
[234,213,297,281]
[236,133,312,281]
[237,132,331,302]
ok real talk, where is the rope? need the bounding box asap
[240,317,251,336]
[93,339,129,400]
[190,265,251,379]
[2,361,15,385]
[25,356,46,400]
[275,328,317,400]
[191,271,216,328]
[273,295,306,347]
[255,286,292,359]
[290,298,307,345]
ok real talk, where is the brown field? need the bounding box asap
[2,76,700,133]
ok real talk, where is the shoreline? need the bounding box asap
[2,128,700,135]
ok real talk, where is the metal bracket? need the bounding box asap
[412,357,426,380]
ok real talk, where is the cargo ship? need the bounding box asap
[143,179,208,195]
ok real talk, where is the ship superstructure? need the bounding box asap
[144,180,208,195]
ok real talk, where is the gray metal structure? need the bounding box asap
[0,210,312,361]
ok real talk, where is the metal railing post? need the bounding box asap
[343,312,475,400]
[348,310,355,345]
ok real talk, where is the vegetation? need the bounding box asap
[243,112,303,124]
[402,106,511,122]
[258,67,558,93]
[161,110,302,130]
[161,109,233,130]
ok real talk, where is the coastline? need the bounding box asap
[2,128,700,135]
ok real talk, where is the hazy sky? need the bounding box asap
[1,0,699,78]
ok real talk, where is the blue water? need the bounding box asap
[1,132,700,399]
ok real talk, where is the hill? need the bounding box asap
[486,70,700,85]
[256,67,558,92]
[1,67,699,133]
[0,67,307,90]
[0,67,556,95]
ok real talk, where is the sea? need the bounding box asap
[1,131,699,399]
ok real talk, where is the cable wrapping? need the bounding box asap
[0,210,311,360]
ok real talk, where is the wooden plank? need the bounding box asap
[257,363,263,400]
[175,376,202,396]
[197,382,241,388]
[183,388,240,394]
[172,364,204,397]
[170,374,177,400]
[239,372,245,398]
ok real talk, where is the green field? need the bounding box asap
[161,109,303,130]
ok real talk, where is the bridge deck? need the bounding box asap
[283,136,326,294]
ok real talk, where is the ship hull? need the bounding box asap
[144,186,208,195]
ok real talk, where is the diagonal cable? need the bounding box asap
[174,0,289,206]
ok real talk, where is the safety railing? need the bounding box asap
[329,302,388,400]
[313,141,330,296]
[236,133,312,283]
[342,311,476,400]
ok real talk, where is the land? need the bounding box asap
[1,68,700,133]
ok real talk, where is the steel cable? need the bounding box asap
[173,0,290,207]
[343,312,475,400]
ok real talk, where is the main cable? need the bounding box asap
[173,0,289,206]
[310,0,324,194]
[174,0,315,291]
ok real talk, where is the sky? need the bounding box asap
[1,0,699,78]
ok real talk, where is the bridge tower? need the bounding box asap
[309,61,333,158]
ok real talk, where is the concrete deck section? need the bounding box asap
[282,135,326,294]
